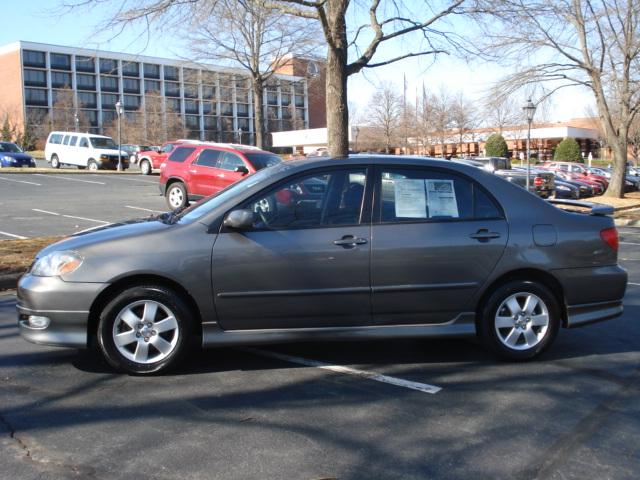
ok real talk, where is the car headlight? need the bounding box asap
[2,155,16,162]
[31,251,83,277]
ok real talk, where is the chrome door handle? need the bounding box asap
[333,235,368,247]
[470,229,501,241]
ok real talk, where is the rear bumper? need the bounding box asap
[565,300,623,328]
[17,274,107,348]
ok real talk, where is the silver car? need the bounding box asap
[17,156,627,374]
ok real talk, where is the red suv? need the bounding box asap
[159,143,282,209]
[138,140,197,175]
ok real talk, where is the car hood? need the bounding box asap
[1,152,32,161]
[37,217,171,258]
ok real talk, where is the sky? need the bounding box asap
[0,0,595,124]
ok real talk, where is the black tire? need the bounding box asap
[478,280,560,361]
[88,159,99,171]
[166,182,188,210]
[140,159,152,175]
[97,285,195,375]
[50,154,60,169]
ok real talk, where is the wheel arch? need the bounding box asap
[88,274,203,347]
[475,268,567,328]
[165,177,188,193]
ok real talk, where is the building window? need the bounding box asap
[82,109,98,126]
[295,95,305,107]
[220,87,233,102]
[75,56,95,72]
[76,74,96,91]
[144,79,161,94]
[23,50,46,68]
[166,98,181,112]
[143,63,160,79]
[220,102,233,116]
[237,103,249,117]
[78,92,97,108]
[102,110,117,124]
[294,82,305,95]
[268,106,279,119]
[184,100,199,114]
[123,95,141,110]
[164,65,179,81]
[281,93,291,106]
[101,93,119,110]
[100,58,118,75]
[23,69,47,87]
[51,71,72,88]
[50,53,71,70]
[25,88,48,106]
[184,84,199,99]
[100,75,119,92]
[202,101,216,115]
[122,61,139,77]
[267,92,278,105]
[183,68,199,83]
[165,81,180,97]
[26,107,49,124]
[202,85,216,100]
[203,116,217,129]
[236,89,249,103]
[237,118,250,130]
[202,71,216,84]
[123,78,140,94]
[185,115,200,129]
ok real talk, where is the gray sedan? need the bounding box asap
[17,155,627,374]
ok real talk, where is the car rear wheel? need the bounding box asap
[97,285,195,375]
[51,154,60,169]
[140,159,152,175]
[166,182,188,210]
[479,280,560,360]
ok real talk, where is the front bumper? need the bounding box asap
[17,274,108,348]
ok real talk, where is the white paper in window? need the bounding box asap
[394,179,427,218]
[426,179,458,218]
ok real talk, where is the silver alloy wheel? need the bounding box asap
[51,155,59,168]
[494,292,549,350]
[112,300,179,364]
[168,186,184,209]
[88,161,98,171]
[141,160,151,175]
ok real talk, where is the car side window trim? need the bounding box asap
[371,165,504,225]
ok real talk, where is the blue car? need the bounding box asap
[0,142,36,168]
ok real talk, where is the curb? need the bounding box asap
[0,273,22,291]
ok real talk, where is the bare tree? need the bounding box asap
[450,92,476,155]
[478,0,640,197]
[483,91,522,133]
[428,87,454,157]
[367,83,403,153]
[62,0,470,156]
[45,88,90,132]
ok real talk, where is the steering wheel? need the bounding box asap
[254,196,276,227]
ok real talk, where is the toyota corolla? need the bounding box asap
[17,156,627,374]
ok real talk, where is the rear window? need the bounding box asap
[169,147,196,163]
[244,153,282,170]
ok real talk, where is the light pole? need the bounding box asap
[74,111,79,132]
[354,126,360,152]
[237,128,243,144]
[523,99,537,192]
[115,100,124,171]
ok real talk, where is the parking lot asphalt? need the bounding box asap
[0,230,639,479]
[0,172,167,239]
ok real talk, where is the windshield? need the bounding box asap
[244,153,282,170]
[0,142,23,153]
[90,137,117,149]
[177,162,295,224]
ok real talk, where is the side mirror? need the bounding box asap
[223,209,255,229]
[234,165,249,175]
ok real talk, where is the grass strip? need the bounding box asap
[0,236,65,275]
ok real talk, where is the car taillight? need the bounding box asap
[600,227,619,251]
[534,176,543,187]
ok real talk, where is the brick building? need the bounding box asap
[0,41,326,146]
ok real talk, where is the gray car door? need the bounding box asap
[371,166,508,325]
[211,167,372,330]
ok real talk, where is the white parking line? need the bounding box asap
[628,282,640,286]
[33,174,106,185]
[0,230,28,239]
[244,348,442,394]
[32,208,110,224]
[0,176,41,186]
[125,205,165,213]
[620,242,640,246]
[99,175,158,185]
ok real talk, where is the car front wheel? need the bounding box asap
[479,280,560,360]
[166,182,188,210]
[97,285,195,375]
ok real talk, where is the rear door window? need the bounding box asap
[219,152,246,171]
[63,135,70,145]
[168,147,196,163]
[195,149,222,167]
[69,136,78,146]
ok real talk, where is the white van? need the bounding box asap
[45,132,129,170]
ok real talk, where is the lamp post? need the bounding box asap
[74,112,79,132]
[354,126,360,152]
[237,128,243,144]
[115,100,124,171]
[522,99,537,192]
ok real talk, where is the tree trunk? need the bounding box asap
[605,134,628,198]
[325,0,349,157]
[253,76,265,149]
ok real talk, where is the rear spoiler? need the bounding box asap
[547,199,614,216]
